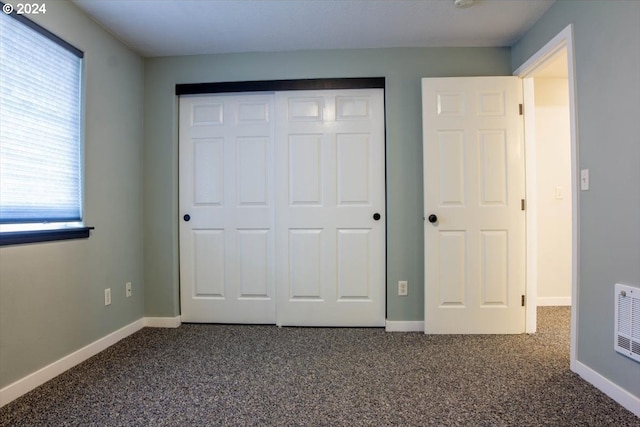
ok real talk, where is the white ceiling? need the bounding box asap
[71,0,555,58]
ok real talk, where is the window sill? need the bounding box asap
[0,227,94,246]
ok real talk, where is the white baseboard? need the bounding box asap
[144,316,181,328]
[537,296,572,306]
[0,318,145,408]
[574,360,640,417]
[385,320,424,332]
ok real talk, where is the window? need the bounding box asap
[0,5,91,245]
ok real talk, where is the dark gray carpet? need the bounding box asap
[1,307,638,426]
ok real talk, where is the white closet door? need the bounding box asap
[179,94,276,323]
[275,89,386,326]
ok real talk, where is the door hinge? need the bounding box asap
[521,199,526,211]
[519,104,523,115]
[521,295,526,306]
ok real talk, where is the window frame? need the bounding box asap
[0,3,91,246]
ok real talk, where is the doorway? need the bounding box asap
[515,25,578,367]
[528,53,572,309]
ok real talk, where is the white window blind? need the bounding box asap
[0,9,83,224]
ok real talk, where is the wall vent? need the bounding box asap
[614,283,640,363]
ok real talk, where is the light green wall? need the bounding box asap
[143,47,511,320]
[513,0,640,398]
[0,1,144,388]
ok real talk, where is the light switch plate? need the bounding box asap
[580,169,589,191]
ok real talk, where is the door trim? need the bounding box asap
[514,25,578,369]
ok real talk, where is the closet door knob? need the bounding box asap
[373,213,381,221]
[183,214,191,222]
[428,214,438,224]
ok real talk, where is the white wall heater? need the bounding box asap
[614,283,640,363]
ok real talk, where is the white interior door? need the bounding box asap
[275,89,386,326]
[179,94,276,323]
[422,77,525,334]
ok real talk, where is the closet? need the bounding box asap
[179,87,385,326]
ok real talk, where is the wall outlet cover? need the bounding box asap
[398,281,408,296]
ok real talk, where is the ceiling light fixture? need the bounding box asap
[454,0,475,8]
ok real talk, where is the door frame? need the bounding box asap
[514,25,578,368]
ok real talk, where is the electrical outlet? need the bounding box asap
[104,288,111,306]
[398,281,408,296]
[126,282,132,298]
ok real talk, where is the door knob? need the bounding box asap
[373,213,381,221]
[428,214,438,224]
[183,214,191,222]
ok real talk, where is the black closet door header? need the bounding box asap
[176,77,385,95]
